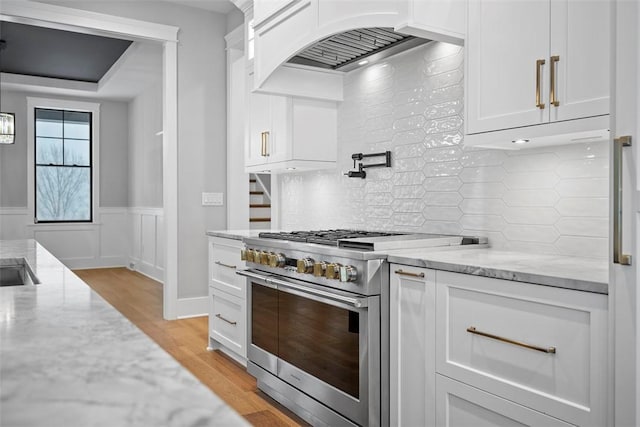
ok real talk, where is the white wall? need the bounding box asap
[39,1,229,304]
[278,42,609,259]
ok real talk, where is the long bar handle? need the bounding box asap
[613,135,633,265]
[536,59,546,109]
[394,269,425,278]
[215,261,237,269]
[215,313,237,326]
[467,326,556,354]
[550,55,560,107]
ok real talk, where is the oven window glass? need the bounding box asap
[278,291,360,399]
[251,283,278,356]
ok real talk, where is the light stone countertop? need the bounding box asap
[0,239,249,427]
[206,229,268,241]
[386,247,608,294]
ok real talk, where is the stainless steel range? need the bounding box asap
[238,230,485,427]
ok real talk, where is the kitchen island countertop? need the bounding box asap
[386,247,608,294]
[0,239,249,427]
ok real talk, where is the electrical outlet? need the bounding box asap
[202,192,224,206]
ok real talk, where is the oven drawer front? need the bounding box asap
[210,237,245,298]
[436,270,608,426]
[210,288,246,358]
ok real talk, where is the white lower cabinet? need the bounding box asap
[208,236,247,364]
[390,264,609,427]
[435,375,573,427]
[389,265,436,427]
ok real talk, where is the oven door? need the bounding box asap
[240,269,380,427]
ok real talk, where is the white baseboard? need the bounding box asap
[129,257,164,283]
[65,256,129,270]
[176,296,208,319]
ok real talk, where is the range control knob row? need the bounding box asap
[297,258,315,274]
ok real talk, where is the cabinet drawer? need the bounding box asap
[435,271,607,426]
[210,239,245,298]
[436,374,572,427]
[210,288,246,359]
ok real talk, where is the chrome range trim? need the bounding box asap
[248,362,358,427]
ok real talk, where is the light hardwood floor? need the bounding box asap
[74,267,307,427]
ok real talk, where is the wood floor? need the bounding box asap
[74,267,308,427]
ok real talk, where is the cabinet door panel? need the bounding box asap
[390,265,436,427]
[466,0,550,134]
[266,94,291,164]
[550,0,609,121]
[248,92,271,167]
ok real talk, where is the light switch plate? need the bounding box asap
[202,192,223,206]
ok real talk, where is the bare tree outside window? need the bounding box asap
[35,108,92,223]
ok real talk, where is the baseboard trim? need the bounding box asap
[61,256,128,270]
[130,257,164,283]
[177,296,208,319]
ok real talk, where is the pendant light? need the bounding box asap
[0,113,15,144]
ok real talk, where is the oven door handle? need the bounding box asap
[268,276,368,309]
[236,269,277,288]
[237,269,367,309]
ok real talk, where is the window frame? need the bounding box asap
[27,97,100,225]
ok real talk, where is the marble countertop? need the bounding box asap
[206,229,267,241]
[386,247,608,294]
[0,239,249,427]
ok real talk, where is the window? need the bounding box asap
[34,108,92,223]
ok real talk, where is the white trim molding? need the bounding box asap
[176,297,208,319]
[26,97,101,226]
[0,0,179,42]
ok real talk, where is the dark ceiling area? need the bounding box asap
[0,21,133,83]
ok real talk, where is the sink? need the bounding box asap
[0,259,39,287]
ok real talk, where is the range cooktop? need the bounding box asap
[258,229,483,251]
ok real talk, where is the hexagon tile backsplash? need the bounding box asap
[278,42,609,259]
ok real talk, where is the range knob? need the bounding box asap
[313,261,328,277]
[297,258,315,274]
[269,253,286,268]
[245,249,256,263]
[340,265,358,282]
[326,263,342,280]
[260,251,271,265]
[240,249,247,261]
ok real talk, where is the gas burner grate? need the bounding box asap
[258,229,407,246]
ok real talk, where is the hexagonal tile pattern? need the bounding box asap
[278,42,610,259]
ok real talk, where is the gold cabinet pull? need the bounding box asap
[467,326,556,354]
[535,59,545,109]
[613,136,632,265]
[215,313,237,326]
[260,131,270,157]
[550,55,560,107]
[394,269,425,278]
[215,261,237,269]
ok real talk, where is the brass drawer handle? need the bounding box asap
[215,313,237,326]
[215,261,237,269]
[467,326,556,354]
[535,59,546,109]
[260,131,270,156]
[550,55,560,107]
[394,269,425,278]
[613,136,632,265]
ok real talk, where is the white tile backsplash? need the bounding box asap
[278,42,610,259]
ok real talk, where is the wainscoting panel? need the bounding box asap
[129,207,164,283]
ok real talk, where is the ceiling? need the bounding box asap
[0,21,133,83]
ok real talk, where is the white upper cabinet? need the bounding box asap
[245,92,338,173]
[465,0,610,149]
